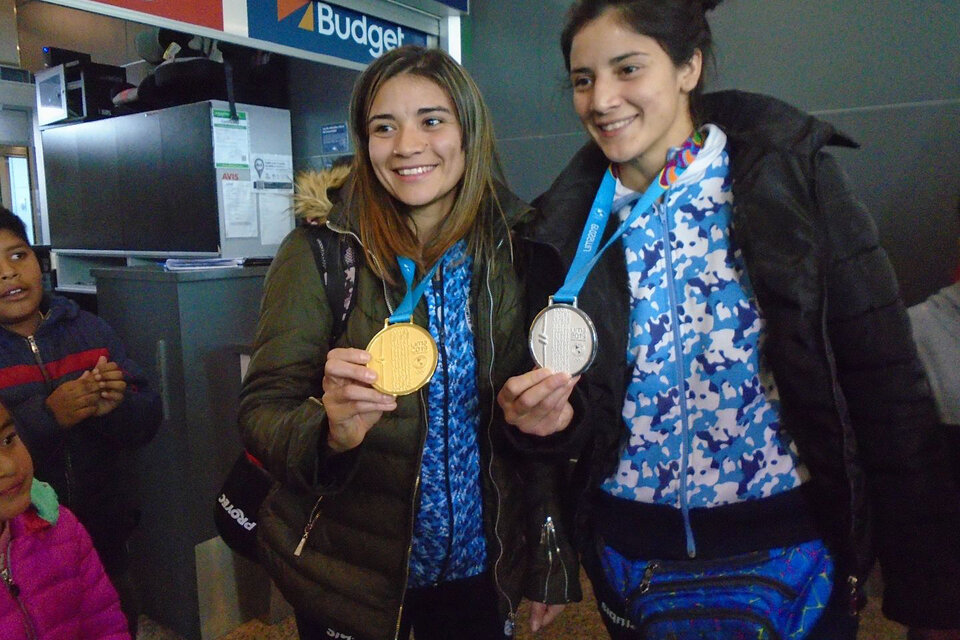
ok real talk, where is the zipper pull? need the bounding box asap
[540,516,557,564]
[1,567,19,597]
[294,496,324,558]
[25,335,51,385]
[503,611,516,637]
[293,533,309,558]
[638,562,658,595]
[847,574,860,617]
[539,516,551,543]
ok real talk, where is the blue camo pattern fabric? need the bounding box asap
[598,539,835,638]
[407,240,487,588]
[601,125,807,507]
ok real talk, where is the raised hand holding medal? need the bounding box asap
[529,131,703,375]
[365,256,440,396]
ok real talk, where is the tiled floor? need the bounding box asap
[138,569,906,640]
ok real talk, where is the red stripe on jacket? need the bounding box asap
[0,348,110,389]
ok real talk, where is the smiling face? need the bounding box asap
[0,230,43,337]
[569,10,701,191]
[0,407,33,524]
[366,73,466,234]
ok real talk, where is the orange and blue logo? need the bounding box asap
[277,1,318,30]
[249,1,430,66]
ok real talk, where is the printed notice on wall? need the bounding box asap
[212,109,250,168]
[251,153,294,191]
[321,123,349,154]
[222,179,257,238]
[250,153,294,245]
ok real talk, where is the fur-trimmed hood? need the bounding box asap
[293,165,352,225]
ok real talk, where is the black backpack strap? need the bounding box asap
[304,224,357,346]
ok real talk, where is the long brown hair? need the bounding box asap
[347,45,505,284]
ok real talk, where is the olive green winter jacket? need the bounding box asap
[238,168,580,640]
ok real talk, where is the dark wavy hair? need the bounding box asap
[560,0,723,123]
[0,207,29,244]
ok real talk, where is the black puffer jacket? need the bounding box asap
[239,169,580,640]
[526,90,960,628]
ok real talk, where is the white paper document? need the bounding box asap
[222,180,257,238]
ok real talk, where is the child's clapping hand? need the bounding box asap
[45,356,127,427]
[90,355,126,417]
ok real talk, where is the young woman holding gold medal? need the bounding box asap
[499,1,960,639]
[238,45,579,640]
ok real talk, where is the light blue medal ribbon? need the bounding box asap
[553,167,669,304]
[388,256,443,324]
[529,159,694,374]
[365,254,444,396]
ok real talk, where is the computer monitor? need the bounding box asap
[41,46,91,68]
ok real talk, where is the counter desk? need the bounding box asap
[93,265,290,640]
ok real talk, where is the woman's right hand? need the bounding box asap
[321,348,397,452]
[498,368,578,437]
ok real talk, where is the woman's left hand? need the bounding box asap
[529,602,566,633]
[497,368,578,436]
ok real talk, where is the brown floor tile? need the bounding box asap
[137,569,906,639]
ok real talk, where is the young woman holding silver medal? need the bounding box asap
[238,45,579,640]
[499,1,960,639]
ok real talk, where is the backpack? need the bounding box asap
[214,225,358,562]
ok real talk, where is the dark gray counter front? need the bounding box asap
[93,266,268,639]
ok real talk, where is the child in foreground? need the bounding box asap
[0,206,162,634]
[0,402,129,639]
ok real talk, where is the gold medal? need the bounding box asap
[365,320,438,396]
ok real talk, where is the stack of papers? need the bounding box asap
[163,257,244,271]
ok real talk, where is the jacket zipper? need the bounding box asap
[2,538,39,640]
[819,279,862,616]
[394,392,429,640]
[539,516,570,603]
[656,203,696,558]
[26,335,75,507]
[434,265,455,584]
[25,336,47,381]
[480,254,516,636]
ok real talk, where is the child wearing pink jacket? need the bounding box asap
[0,402,129,639]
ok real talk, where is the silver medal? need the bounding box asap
[528,299,598,376]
